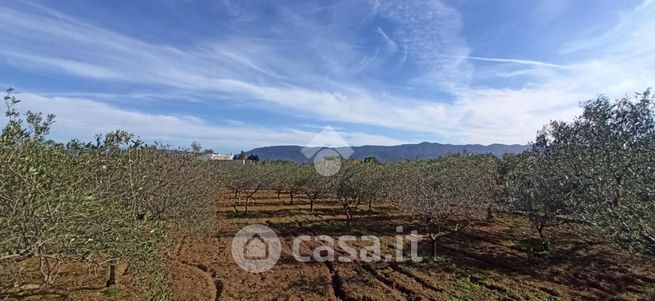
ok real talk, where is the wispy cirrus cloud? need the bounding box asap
[375,0,473,93]
[458,56,571,70]
[0,1,471,140]
[2,93,408,149]
[0,0,653,150]
[4,52,125,79]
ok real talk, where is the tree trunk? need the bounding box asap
[289,193,294,205]
[613,174,623,207]
[106,260,118,287]
[277,190,281,199]
[486,206,495,221]
[432,238,438,259]
[345,208,352,225]
[368,199,372,211]
[245,197,249,214]
[234,193,240,209]
[39,257,60,288]
[536,224,550,250]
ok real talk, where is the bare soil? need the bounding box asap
[168,191,655,300]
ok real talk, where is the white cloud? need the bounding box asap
[3,93,408,150]
[0,1,653,147]
[375,0,473,92]
[0,2,475,140]
[376,27,398,54]
[459,56,571,70]
[4,52,124,79]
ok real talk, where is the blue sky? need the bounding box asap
[1,0,653,153]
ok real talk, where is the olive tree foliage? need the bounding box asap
[503,152,569,245]
[0,89,219,298]
[387,154,502,258]
[359,162,387,211]
[0,92,158,295]
[224,162,272,213]
[66,134,220,288]
[283,163,306,205]
[267,163,290,199]
[68,132,219,234]
[260,162,307,205]
[296,164,327,213]
[516,90,655,254]
[330,162,387,224]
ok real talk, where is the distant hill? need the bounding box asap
[246,142,529,163]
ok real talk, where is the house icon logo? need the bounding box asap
[232,224,281,273]
[244,234,269,260]
[301,126,354,176]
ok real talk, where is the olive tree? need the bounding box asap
[297,164,331,213]
[388,154,502,258]
[284,164,306,206]
[526,90,655,253]
[359,162,386,211]
[228,163,270,213]
[329,162,386,224]
[0,89,220,298]
[267,163,289,200]
[0,92,162,296]
[503,152,569,247]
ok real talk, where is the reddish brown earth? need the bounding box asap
[167,191,655,301]
[5,191,655,300]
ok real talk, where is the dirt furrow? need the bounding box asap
[293,218,431,301]
[467,275,520,300]
[388,263,444,293]
[174,237,222,301]
[294,218,363,301]
[266,219,347,300]
[360,264,427,301]
[325,261,352,301]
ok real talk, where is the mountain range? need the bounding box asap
[246,142,529,163]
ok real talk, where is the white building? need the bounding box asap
[200,153,233,161]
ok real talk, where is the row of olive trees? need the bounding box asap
[386,154,503,258]
[0,89,221,299]
[222,160,386,222]
[504,90,655,254]
[386,90,655,256]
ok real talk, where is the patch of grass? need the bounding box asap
[105,286,121,299]
[471,272,490,282]
[293,209,313,216]
[411,255,458,273]
[430,255,452,265]
[403,258,422,268]
[514,238,552,259]
[225,211,247,218]
[533,249,552,258]
[455,275,481,292]
[318,221,354,234]
[22,259,40,270]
